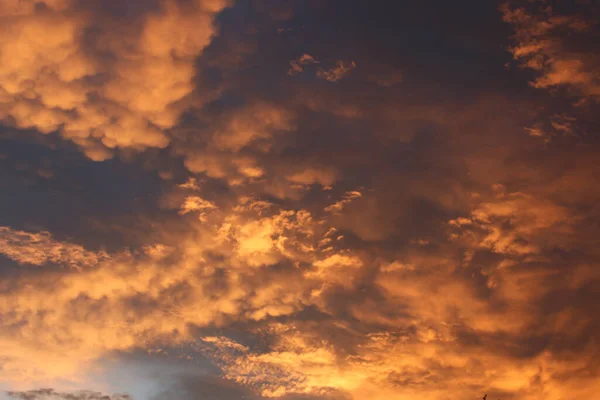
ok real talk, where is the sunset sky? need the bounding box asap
[1,1,599,399]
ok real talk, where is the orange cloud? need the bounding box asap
[0,195,366,385]
[286,167,338,187]
[502,1,600,99]
[2,2,600,399]
[317,61,357,83]
[179,196,217,221]
[449,189,578,260]
[198,321,594,400]
[288,54,319,76]
[0,226,110,269]
[324,191,362,213]
[0,0,230,160]
[182,102,295,184]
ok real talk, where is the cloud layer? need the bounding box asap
[1,1,600,399]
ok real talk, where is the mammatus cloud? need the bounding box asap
[0,0,230,161]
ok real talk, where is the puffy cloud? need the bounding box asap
[449,191,574,257]
[179,196,217,221]
[0,0,230,160]
[0,195,366,384]
[0,226,110,269]
[2,1,600,399]
[165,151,600,400]
[211,102,294,152]
[197,330,347,398]
[196,322,569,400]
[181,102,295,184]
[306,253,363,289]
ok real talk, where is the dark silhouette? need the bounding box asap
[483,395,487,400]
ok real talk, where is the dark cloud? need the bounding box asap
[151,374,348,400]
[6,389,131,400]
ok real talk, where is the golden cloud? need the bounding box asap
[196,321,600,400]
[0,0,230,160]
[182,102,295,184]
[1,2,600,399]
[324,191,362,214]
[0,194,365,385]
[0,226,110,269]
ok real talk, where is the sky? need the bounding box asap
[0,0,599,399]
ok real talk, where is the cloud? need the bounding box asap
[195,322,553,400]
[316,61,356,83]
[288,56,356,83]
[0,194,367,384]
[194,183,600,399]
[502,0,600,99]
[181,101,295,184]
[6,389,131,400]
[179,196,217,221]
[449,190,575,257]
[0,0,230,161]
[0,226,110,269]
[288,54,319,76]
[501,1,599,143]
[286,168,338,187]
[324,191,362,214]
[2,1,600,399]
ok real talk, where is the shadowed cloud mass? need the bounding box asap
[1,0,599,399]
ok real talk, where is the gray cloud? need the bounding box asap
[6,389,131,400]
